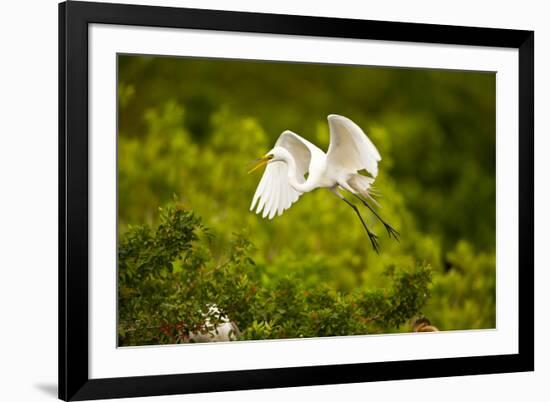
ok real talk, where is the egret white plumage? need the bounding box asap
[188,305,240,343]
[248,114,399,253]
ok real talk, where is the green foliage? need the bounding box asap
[426,241,496,330]
[118,203,432,345]
[117,55,497,344]
[118,57,496,251]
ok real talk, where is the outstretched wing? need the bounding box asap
[249,160,302,219]
[326,114,381,177]
[250,131,317,219]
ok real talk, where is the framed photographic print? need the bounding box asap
[59,1,534,400]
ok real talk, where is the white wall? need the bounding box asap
[0,0,546,401]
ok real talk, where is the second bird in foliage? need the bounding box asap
[249,114,399,253]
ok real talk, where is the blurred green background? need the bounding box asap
[118,54,496,334]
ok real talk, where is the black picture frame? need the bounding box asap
[59,1,534,400]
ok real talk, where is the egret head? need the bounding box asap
[248,147,290,174]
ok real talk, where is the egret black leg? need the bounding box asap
[351,192,400,242]
[337,194,380,253]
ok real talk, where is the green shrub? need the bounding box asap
[118,203,432,346]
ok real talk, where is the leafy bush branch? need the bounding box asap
[118,202,432,346]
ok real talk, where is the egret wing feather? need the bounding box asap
[275,130,316,182]
[252,161,302,219]
[251,130,321,219]
[326,114,381,177]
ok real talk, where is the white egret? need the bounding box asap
[188,305,240,343]
[248,114,399,253]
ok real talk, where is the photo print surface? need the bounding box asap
[117,55,496,347]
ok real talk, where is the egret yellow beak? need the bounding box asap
[248,154,272,174]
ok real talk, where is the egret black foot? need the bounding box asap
[368,231,380,254]
[384,224,400,242]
